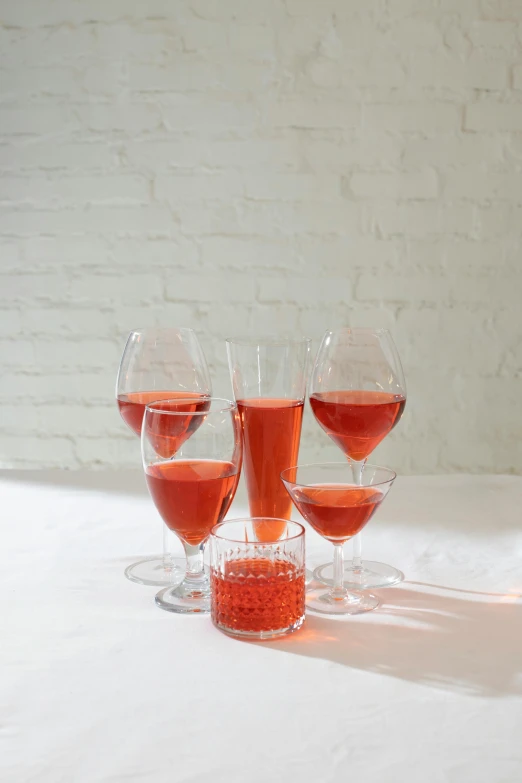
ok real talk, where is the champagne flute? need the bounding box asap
[142,398,242,614]
[116,327,211,586]
[226,337,311,541]
[309,328,406,589]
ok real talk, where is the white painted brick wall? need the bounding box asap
[1,0,521,475]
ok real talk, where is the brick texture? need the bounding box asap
[1,1,521,474]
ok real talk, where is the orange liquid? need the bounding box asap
[118,391,210,457]
[289,484,383,543]
[211,558,305,634]
[309,390,405,461]
[237,398,304,540]
[145,460,239,546]
[118,390,182,435]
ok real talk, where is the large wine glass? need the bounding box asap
[142,398,242,614]
[309,328,406,589]
[116,327,211,586]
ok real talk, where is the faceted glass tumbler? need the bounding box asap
[209,518,306,640]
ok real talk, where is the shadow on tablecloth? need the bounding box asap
[255,582,522,697]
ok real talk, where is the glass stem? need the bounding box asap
[162,523,172,570]
[182,542,206,586]
[351,459,366,573]
[331,544,347,600]
[352,532,362,571]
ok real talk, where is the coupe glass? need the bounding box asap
[282,463,396,615]
[210,518,305,640]
[309,328,406,589]
[116,327,211,586]
[142,398,242,614]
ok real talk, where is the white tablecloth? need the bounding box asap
[2,470,521,783]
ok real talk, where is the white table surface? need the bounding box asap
[1,470,522,783]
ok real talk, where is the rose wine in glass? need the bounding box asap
[289,484,385,541]
[236,398,304,520]
[282,462,396,615]
[140,395,211,459]
[210,518,305,639]
[310,328,406,590]
[146,460,239,545]
[212,559,305,634]
[143,398,242,614]
[309,390,406,462]
[118,390,207,437]
[226,338,310,542]
[116,327,211,586]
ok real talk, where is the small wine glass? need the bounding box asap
[116,327,211,586]
[142,398,242,614]
[309,327,406,589]
[282,462,396,615]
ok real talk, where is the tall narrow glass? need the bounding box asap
[309,328,406,589]
[226,337,310,541]
[116,327,211,586]
[142,398,242,614]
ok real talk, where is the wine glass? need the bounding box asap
[142,398,242,614]
[116,327,212,586]
[309,328,406,589]
[282,463,396,614]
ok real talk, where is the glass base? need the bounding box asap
[213,614,305,641]
[313,559,404,590]
[155,578,211,614]
[124,556,185,587]
[306,586,379,615]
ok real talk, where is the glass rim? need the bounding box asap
[128,326,197,338]
[210,517,305,543]
[145,396,235,416]
[225,336,312,347]
[324,327,391,336]
[280,461,397,487]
